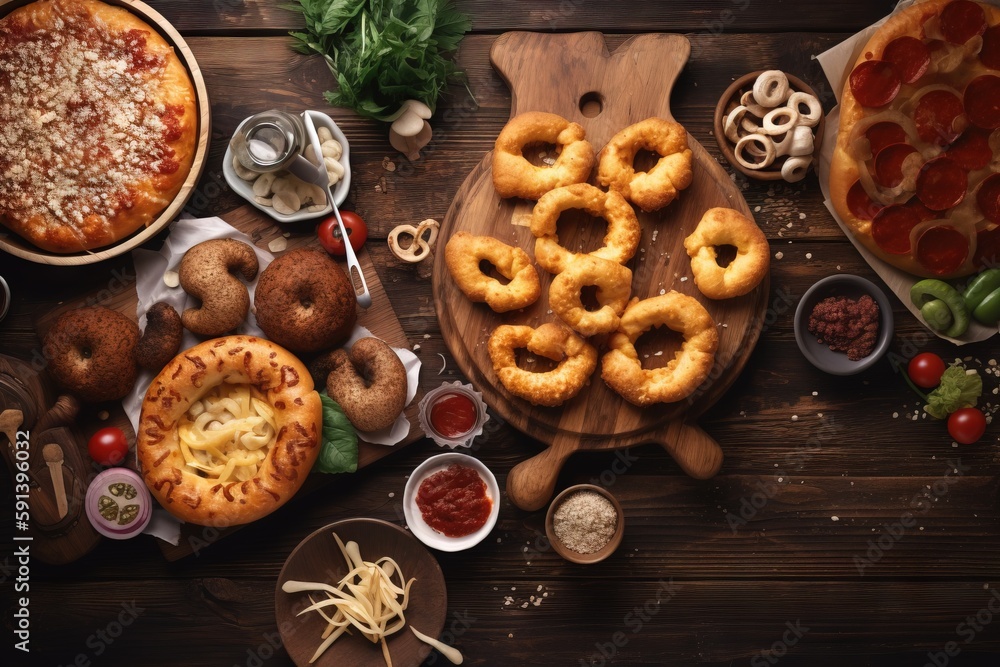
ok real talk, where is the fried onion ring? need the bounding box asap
[530,183,640,275]
[683,207,770,300]
[549,255,633,336]
[597,118,693,212]
[488,323,597,407]
[492,112,595,200]
[445,231,540,312]
[602,293,719,406]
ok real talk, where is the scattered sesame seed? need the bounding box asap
[831,516,840,521]
[775,251,784,259]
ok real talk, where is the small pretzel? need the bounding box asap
[735,133,776,170]
[388,219,440,263]
[753,70,791,107]
[488,322,598,406]
[787,91,822,127]
[444,231,540,313]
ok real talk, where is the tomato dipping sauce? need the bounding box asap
[429,393,477,438]
[415,463,492,537]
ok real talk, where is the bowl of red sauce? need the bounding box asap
[403,452,500,552]
[417,381,490,449]
[793,274,894,375]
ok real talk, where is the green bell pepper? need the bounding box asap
[963,268,1000,312]
[910,279,970,338]
[972,287,1000,326]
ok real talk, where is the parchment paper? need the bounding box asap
[815,0,999,344]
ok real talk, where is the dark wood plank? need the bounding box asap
[145,0,894,36]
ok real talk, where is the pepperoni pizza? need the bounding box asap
[0,0,198,254]
[830,0,1000,278]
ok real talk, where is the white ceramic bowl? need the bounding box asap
[222,109,351,223]
[403,453,500,552]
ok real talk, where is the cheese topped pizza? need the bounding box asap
[830,0,1000,278]
[0,0,197,254]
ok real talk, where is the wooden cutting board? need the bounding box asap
[433,32,770,511]
[36,205,424,560]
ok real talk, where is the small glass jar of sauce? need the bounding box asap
[418,381,489,449]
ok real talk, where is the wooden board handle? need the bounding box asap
[654,421,724,479]
[505,437,576,512]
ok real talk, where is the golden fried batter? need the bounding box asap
[684,207,769,300]
[548,255,633,336]
[445,231,540,312]
[488,323,597,407]
[598,118,693,212]
[492,112,595,200]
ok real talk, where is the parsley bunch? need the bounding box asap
[283,0,471,120]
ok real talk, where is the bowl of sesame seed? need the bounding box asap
[544,484,624,564]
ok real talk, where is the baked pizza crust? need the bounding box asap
[829,0,1000,278]
[0,0,197,253]
[137,336,322,527]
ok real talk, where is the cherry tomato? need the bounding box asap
[88,427,129,466]
[317,211,367,256]
[948,407,987,444]
[908,352,947,389]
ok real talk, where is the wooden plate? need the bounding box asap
[275,518,448,667]
[0,0,211,265]
[712,70,825,182]
[433,32,770,511]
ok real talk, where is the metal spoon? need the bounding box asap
[301,111,372,309]
[42,443,68,519]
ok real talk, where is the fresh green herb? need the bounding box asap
[314,393,358,474]
[924,364,983,420]
[283,0,472,120]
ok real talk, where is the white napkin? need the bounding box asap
[815,0,998,344]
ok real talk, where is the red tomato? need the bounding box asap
[948,407,987,444]
[908,352,946,389]
[317,211,368,256]
[88,427,129,466]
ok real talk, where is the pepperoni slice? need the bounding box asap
[913,90,964,145]
[982,25,1000,70]
[964,75,1000,129]
[882,36,931,84]
[874,143,918,188]
[916,225,970,275]
[872,205,920,254]
[976,173,1000,222]
[847,180,884,221]
[940,0,987,45]
[945,127,992,170]
[974,226,1000,269]
[916,157,968,210]
[866,122,908,157]
[850,60,902,108]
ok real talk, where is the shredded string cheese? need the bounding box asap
[177,383,276,482]
[282,533,461,666]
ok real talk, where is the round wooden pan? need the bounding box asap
[433,32,770,511]
[0,0,211,265]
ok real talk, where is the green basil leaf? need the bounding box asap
[315,393,358,474]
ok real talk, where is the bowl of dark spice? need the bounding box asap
[794,274,894,375]
[545,484,624,564]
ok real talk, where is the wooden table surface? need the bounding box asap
[5,1,1000,665]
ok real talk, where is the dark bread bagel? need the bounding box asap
[136,302,183,372]
[325,337,406,432]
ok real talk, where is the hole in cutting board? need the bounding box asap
[556,209,609,256]
[714,244,738,268]
[579,92,604,118]
[523,141,559,167]
[633,148,660,173]
[479,260,511,285]
[634,325,685,370]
